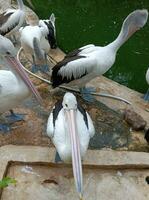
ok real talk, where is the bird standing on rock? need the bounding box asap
[0,35,42,132]
[51,9,148,102]
[19,13,57,73]
[47,92,95,199]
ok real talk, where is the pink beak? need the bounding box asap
[5,56,42,105]
[66,109,83,199]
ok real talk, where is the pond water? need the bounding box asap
[25,0,149,93]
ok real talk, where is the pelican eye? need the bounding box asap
[65,104,68,107]
[6,51,11,55]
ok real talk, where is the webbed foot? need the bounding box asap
[31,64,49,73]
[144,89,149,101]
[5,110,25,123]
[0,124,10,133]
[80,87,96,102]
[55,151,62,163]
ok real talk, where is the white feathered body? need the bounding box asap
[20,25,50,56]
[79,45,116,75]
[0,8,25,36]
[47,108,95,162]
[0,70,30,114]
[54,45,116,87]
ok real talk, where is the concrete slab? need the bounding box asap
[0,145,149,200]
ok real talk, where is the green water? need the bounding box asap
[26,0,149,93]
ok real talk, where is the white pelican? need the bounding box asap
[0,0,25,37]
[20,13,57,73]
[144,67,149,101]
[47,92,95,199]
[0,34,42,132]
[51,9,148,101]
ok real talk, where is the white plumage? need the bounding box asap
[0,0,25,36]
[0,35,42,115]
[19,21,50,63]
[47,92,95,162]
[59,45,114,81]
[0,70,29,114]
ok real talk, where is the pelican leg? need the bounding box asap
[40,64,49,73]
[5,110,25,123]
[41,53,50,73]
[31,55,39,73]
[31,54,49,73]
[32,64,49,73]
[144,88,149,101]
[35,53,49,73]
[55,151,62,163]
[80,87,96,102]
[31,65,39,73]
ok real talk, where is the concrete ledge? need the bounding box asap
[1,145,149,181]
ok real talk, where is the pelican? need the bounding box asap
[20,13,57,73]
[0,0,25,37]
[0,34,42,132]
[51,9,148,101]
[144,67,149,101]
[47,92,95,199]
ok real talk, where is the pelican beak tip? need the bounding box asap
[79,194,84,200]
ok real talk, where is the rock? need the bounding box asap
[123,109,147,131]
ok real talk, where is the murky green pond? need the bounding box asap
[26,0,149,93]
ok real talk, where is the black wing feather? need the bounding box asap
[51,55,86,88]
[65,48,81,58]
[0,22,18,35]
[52,100,63,127]
[0,11,18,36]
[44,21,57,49]
[0,12,13,27]
[77,103,89,129]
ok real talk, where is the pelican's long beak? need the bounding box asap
[5,56,42,105]
[66,109,83,200]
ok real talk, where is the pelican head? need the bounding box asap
[62,92,77,110]
[62,92,83,199]
[109,9,148,51]
[39,13,57,49]
[123,9,148,37]
[0,35,42,104]
[0,35,16,57]
[129,9,148,27]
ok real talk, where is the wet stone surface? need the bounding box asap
[0,85,131,150]
[85,100,130,150]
